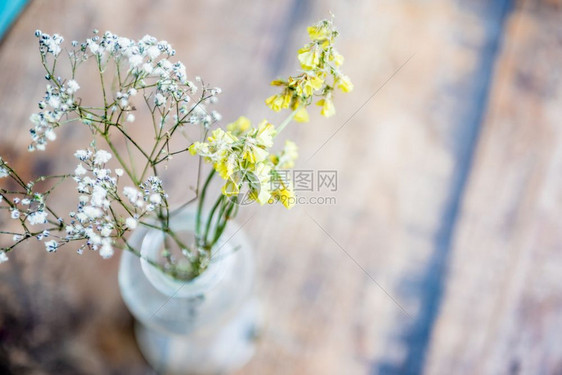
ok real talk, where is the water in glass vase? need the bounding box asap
[118,207,260,375]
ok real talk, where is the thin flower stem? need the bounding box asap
[113,124,151,160]
[195,169,215,246]
[102,134,138,185]
[276,108,298,135]
[203,194,224,246]
[212,197,237,246]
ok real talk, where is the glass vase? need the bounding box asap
[118,207,260,375]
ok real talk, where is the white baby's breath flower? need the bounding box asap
[93,150,112,165]
[88,41,100,55]
[90,185,108,207]
[75,164,87,175]
[100,225,113,237]
[115,168,124,177]
[129,54,143,67]
[83,206,103,219]
[125,217,137,229]
[94,168,108,179]
[146,45,160,60]
[99,238,114,259]
[76,212,88,222]
[0,167,8,178]
[67,80,80,94]
[149,193,162,205]
[154,93,166,107]
[10,209,20,219]
[45,129,57,141]
[123,186,141,204]
[74,149,91,161]
[45,240,58,253]
[86,229,102,246]
[47,95,60,109]
[0,251,8,263]
[28,211,48,225]
[142,63,153,74]
[126,114,135,123]
[211,111,222,122]
[37,32,63,56]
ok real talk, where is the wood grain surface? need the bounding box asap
[0,0,560,374]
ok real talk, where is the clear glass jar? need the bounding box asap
[118,208,260,375]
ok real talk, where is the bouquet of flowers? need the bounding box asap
[0,18,352,280]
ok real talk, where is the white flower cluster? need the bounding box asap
[29,81,79,151]
[7,194,49,227]
[1,29,229,266]
[82,31,192,96]
[36,30,64,56]
[30,29,223,153]
[67,149,121,258]
[84,30,222,131]
[123,176,168,215]
[65,149,169,258]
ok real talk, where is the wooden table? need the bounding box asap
[0,0,561,374]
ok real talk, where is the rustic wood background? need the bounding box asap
[0,0,561,374]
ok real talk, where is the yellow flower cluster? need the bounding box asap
[265,19,353,120]
[189,117,298,208]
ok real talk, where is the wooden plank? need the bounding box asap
[244,1,515,374]
[424,1,562,374]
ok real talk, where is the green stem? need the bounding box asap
[203,194,225,247]
[103,134,137,185]
[212,197,237,246]
[195,169,216,246]
[276,108,298,135]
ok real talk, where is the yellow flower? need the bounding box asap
[214,152,237,179]
[265,90,291,112]
[227,116,251,135]
[293,107,309,123]
[222,175,241,196]
[316,96,335,117]
[337,75,354,93]
[248,162,272,205]
[242,138,269,164]
[255,121,276,148]
[265,94,284,112]
[208,128,237,146]
[307,24,332,42]
[295,74,324,97]
[188,142,209,156]
[270,185,295,209]
[331,50,344,66]
[297,44,321,70]
[270,79,285,86]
